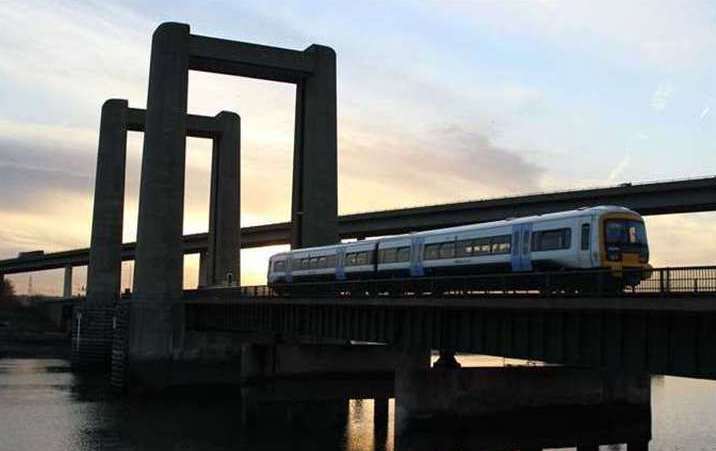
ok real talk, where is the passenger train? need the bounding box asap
[267,206,651,292]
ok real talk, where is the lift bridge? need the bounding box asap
[1,23,715,423]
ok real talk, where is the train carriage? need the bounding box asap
[267,206,651,294]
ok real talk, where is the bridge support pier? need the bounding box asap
[394,366,650,445]
[374,397,389,450]
[73,99,128,370]
[127,23,190,393]
[433,350,461,368]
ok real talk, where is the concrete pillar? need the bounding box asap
[241,343,275,382]
[433,350,461,368]
[74,101,128,369]
[394,348,431,436]
[133,21,189,301]
[129,22,190,392]
[291,45,338,249]
[63,265,73,297]
[374,398,389,450]
[86,99,128,305]
[197,251,208,288]
[207,111,240,286]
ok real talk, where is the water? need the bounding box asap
[0,358,714,451]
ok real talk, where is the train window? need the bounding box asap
[532,229,571,251]
[318,256,327,268]
[581,224,590,250]
[473,238,491,255]
[522,231,530,255]
[397,247,411,262]
[491,235,511,254]
[301,258,309,269]
[346,253,357,266]
[356,252,369,265]
[380,248,398,264]
[326,255,337,267]
[456,240,473,257]
[439,242,455,259]
[424,244,440,260]
[273,261,286,272]
[310,257,320,268]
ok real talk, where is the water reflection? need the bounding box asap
[0,358,714,450]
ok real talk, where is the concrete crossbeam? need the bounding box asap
[188,34,314,81]
[127,108,223,138]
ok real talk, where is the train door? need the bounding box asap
[578,218,594,268]
[336,247,346,280]
[511,224,533,272]
[286,257,293,282]
[410,237,425,277]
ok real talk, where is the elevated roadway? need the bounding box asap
[1,176,714,275]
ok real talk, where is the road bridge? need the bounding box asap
[1,176,715,276]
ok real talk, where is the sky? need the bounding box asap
[1,0,715,295]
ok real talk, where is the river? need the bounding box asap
[0,357,714,450]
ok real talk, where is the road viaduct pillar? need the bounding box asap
[62,264,73,298]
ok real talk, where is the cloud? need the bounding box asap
[651,83,674,111]
[439,0,716,70]
[338,121,544,214]
[646,213,716,267]
[608,154,631,182]
[700,107,711,120]
[0,1,151,124]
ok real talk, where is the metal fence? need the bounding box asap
[183,266,716,299]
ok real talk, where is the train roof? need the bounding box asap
[271,205,641,257]
[411,205,640,237]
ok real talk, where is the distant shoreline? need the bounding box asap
[0,300,71,359]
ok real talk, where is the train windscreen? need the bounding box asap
[604,219,648,262]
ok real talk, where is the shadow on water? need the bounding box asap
[6,358,707,451]
[395,404,650,451]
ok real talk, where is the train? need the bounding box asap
[267,206,651,293]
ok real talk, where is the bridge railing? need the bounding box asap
[183,266,716,299]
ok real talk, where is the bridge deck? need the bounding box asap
[182,276,716,380]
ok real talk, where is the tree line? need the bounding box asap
[0,278,15,302]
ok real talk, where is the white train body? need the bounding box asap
[268,206,650,285]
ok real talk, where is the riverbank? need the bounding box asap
[0,300,69,358]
